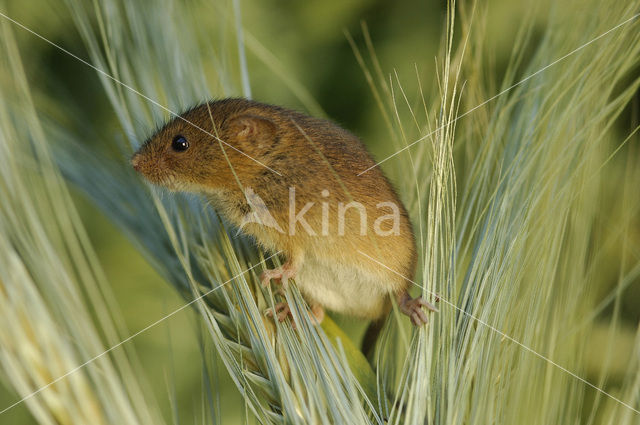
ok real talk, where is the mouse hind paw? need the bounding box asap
[397,291,438,326]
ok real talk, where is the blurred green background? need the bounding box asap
[0,0,638,423]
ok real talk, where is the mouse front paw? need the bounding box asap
[260,261,297,287]
[264,302,324,329]
[265,302,292,322]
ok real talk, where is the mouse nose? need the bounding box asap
[130,154,141,171]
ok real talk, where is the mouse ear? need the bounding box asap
[227,114,277,153]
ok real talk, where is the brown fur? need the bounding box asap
[132,98,417,321]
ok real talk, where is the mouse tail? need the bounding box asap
[362,296,393,360]
[361,316,386,360]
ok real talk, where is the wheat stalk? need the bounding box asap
[2,0,639,423]
[0,21,165,425]
[59,0,380,423]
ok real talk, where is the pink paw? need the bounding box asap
[265,302,292,322]
[399,296,438,326]
[260,262,297,287]
[264,302,325,329]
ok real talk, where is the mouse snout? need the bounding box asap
[130,153,142,171]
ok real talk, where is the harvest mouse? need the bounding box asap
[131,98,437,340]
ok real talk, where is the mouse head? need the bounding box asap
[131,99,278,193]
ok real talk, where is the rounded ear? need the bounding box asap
[227,114,277,152]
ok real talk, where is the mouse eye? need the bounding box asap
[171,135,189,152]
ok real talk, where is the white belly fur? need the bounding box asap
[294,255,390,318]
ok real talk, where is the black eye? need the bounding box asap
[171,135,189,152]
